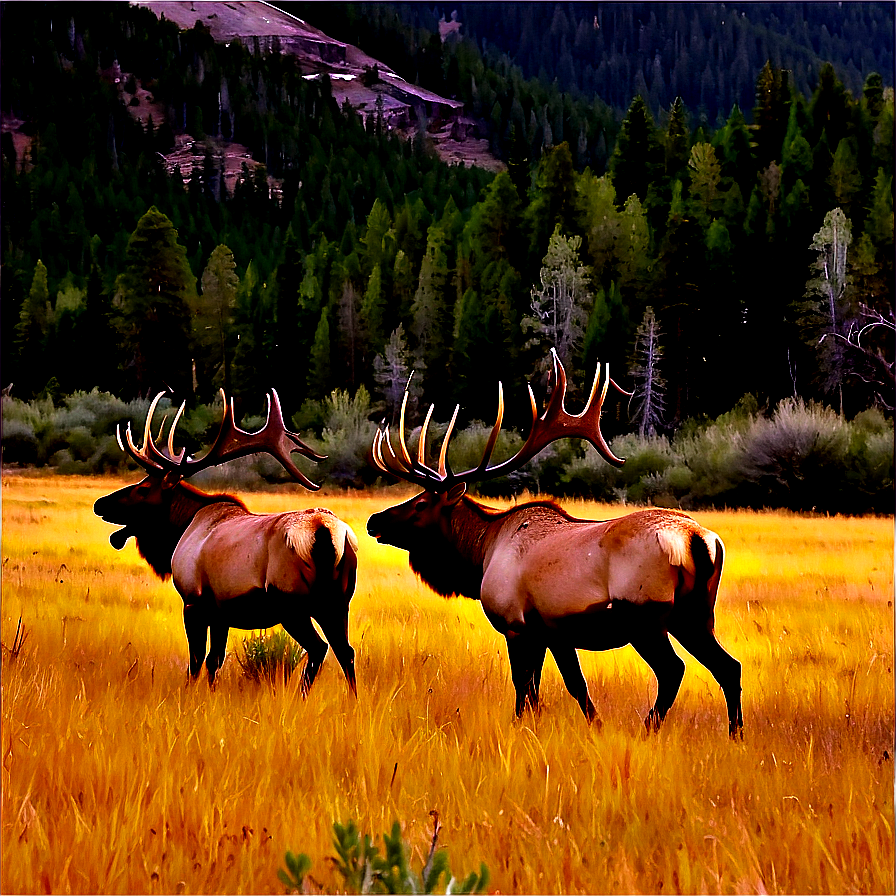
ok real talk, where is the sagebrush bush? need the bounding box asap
[236,629,306,683]
[738,399,850,511]
[2,389,892,513]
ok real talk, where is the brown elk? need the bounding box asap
[367,351,742,737]
[94,390,359,692]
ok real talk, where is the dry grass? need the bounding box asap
[2,474,893,895]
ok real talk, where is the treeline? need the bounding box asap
[2,2,894,450]
[432,2,893,127]
[284,2,894,171]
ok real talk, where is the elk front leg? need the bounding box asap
[281,614,329,695]
[631,631,685,732]
[506,633,547,717]
[183,603,209,680]
[549,642,598,723]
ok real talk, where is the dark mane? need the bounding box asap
[135,482,246,579]
[407,497,572,600]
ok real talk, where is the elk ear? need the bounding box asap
[445,482,467,505]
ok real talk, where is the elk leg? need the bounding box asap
[206,622,229,684]
[281,615,329,696]
[315,612,357,696]
[549,643,598,723]
[183,603,209,679]
[506,634,547,717]
[631,632,685,732]
[669,623,743,739]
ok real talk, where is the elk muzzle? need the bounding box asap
[94,479,162,549]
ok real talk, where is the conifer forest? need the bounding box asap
[2,2,893,511]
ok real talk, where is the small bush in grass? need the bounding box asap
[237,629,306,683]
[279,816,489,895]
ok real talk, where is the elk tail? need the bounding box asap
[689,531,725,617]
[309,515,359,583]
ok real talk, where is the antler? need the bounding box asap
[117,389,326,490]
[370,349,631,491]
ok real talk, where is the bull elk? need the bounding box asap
[94,390,359,693]
[367,351,742,737]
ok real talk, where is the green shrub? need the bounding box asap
[236,629,306,683]
[737,398,850,511]
[279,817,489,895]
[0,417,39,464]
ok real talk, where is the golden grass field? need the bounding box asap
[2,473,894,895]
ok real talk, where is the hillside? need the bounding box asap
[133,0,501,172]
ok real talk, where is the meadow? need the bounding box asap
[2,473,893,895]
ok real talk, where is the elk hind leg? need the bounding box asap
[631,632,685,732]
[183,603,209,680]
[314,611,357,695]
[206,621,229,684]
[506,634,547,717]
[670,622,743,739]
[281,614,329,695]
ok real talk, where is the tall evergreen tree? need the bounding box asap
[608,96,663,206]
[523,226,593,385]
[116,207,195,398]
[14,259,53,397]
[196,244,238,396]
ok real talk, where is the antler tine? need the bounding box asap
[396,390,414,468]
[166,402,187,464]
[417,404,435,467]
[118,392,177,474]
[437,405,460,479]
[470,381,505,476]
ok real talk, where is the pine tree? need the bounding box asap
[361,263,388,356]
[76,242,118,391]
[629,306,666,437]
[410,223,452,403]
[14,259,53,396]
[608,95,663,206]
[373,323,421,424]
[827,138,862,213]
[576,173,620,285]
[116,206,196,398]
[524,225,593,383]
[664,96,690,181]
[306,307,332,401]
[526,142,578,263]
[803,207,853,408]
[196,244,238,395]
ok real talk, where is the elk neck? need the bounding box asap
[407,495,533,600]
[135,482,246,579]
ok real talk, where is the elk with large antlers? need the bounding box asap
[94,390,359,692]
[367,351,742,737]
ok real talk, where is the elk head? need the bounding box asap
[367,350,630,552]
[95,389,325,554]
